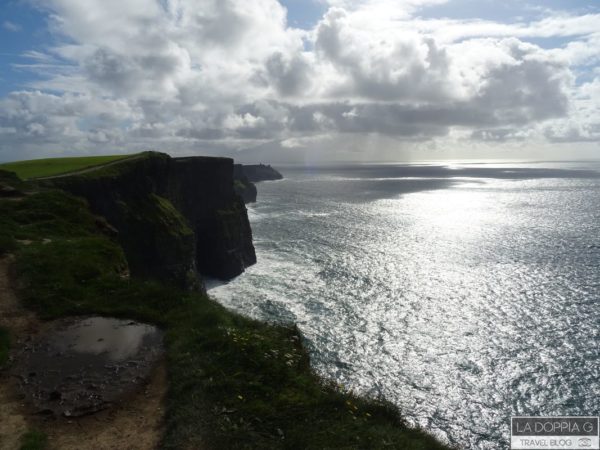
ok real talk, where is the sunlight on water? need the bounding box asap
[210,163,600,449]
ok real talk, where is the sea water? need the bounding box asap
[209,161,600,449]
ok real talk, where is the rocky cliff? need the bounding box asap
[233,165,258,203]
[237,164,283,182]
[233,164,283,204]
[48,152,256,289]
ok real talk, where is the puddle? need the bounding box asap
[14,317,164,417]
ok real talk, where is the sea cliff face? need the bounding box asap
[233,165,258,203]
[238,164,283,182]
[48,152,256,289]
[233,164,283,204]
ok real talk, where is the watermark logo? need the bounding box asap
[511,417,599,449]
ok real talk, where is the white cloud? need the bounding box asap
[543,77,600,143]
[0,0,598,161]
[320,0,449,16]
[2,20,22,32]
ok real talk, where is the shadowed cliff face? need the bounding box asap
[168,157,256,279]
[48,152,256,289]
[233,165,257,204]
[238,164,283,183]
[233,164,283,204]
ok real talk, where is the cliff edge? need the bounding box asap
[237,164,283,182]
[233,164,283,203]
[47,152,256,289]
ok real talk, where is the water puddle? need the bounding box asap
[14,317,164,416]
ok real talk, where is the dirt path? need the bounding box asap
[0,256,167,450]
[0,378,29,450]
[0,256,37,450]
[0,256,40,336]
[43,362,167,450]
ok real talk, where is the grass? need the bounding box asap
[20,430,48,450]
[0,154,137,180]
[0,177,452,449]
[0,233,18,256]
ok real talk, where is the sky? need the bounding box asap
[0,0,599,163]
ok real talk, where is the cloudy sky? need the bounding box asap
[0,0,599,163]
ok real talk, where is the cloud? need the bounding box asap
[543,77,600,143]
[0,0,598,161]
[313,8,455,102]
[2,20,22,32]
[320,0,449,17]
[0,90,138,160]
[264,52,314,97]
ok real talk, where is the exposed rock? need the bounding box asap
[233,166,257,204]
[237,164,283,182]
[93,216,119,239]
[233,164,282,204]
[168,157,256,280]
[14,317,164,417]
[47,152,256,288]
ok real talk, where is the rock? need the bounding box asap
[233,166,257,204]
[167,156,256,280]
[234,178,257,204]
[233,164,282,204]
[236,164,283,182]
[94,216,119,238]
[48,152,256,288]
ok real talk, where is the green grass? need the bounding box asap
[19,430,48,450]
[0,178,452,449]
[0,233,18,256]
[0,154,136,180]
[0,327,9,367]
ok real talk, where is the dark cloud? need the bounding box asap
[84,48,138,94]
[474,56,569,123]
[265,52,312,96]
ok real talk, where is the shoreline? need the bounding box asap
[0,158,453,449]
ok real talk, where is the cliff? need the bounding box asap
[47,152,256,289]
[233,165,257,203]
[0,159,451,450]
[233,164,282,204]
[237,164,283,182]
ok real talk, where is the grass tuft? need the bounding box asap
[0,233,18,256]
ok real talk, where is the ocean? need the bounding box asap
[208,161,600,449]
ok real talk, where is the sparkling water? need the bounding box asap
[209,161,600,449]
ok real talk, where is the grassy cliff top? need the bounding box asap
[0,154,138,180]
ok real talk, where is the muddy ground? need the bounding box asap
[0,256,166,450]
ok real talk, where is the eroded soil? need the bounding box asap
[0,256,167,450]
